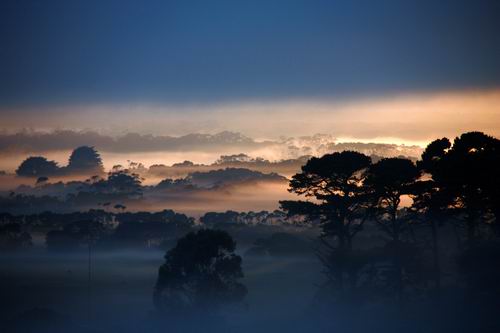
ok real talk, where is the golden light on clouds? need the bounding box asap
[1,88,499,146]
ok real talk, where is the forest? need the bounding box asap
[0,131,499,332]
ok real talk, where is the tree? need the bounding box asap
[153,229,247,315]
[419,132,500,245]
[200,211,241,228]
[15,157,60,177]
[366,158,420,241]
[409,180,448,296]
[67,146,104,174]
[411,138,455,295]
[280,151,372,297]
[417,132,500,307]
[365,157,421,303]
[91,170,143,198]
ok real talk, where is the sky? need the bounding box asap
[1,0,499,143]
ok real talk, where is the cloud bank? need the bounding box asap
[1,89,499,145]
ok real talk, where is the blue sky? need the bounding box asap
[1,0,499,107]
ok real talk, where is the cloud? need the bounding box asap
[0,130,265,154]
[1,1,499,106]
[0,129,426,174]
[1,89,499,145]
[1,88,498,173]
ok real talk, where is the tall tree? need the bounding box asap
[153,229,247,315]
[280,151,372,296]
[365,157,420,303]
[419,132,500,245]
[411,137,454,295]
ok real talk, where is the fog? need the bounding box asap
[2,132,499,333]
[0,130,425,173]
[0,248,322,333]
[137,181,297,216]
[1,0,499,331]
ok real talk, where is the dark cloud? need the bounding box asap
[1,0,499,107]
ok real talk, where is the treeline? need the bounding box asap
[2,166,287,214]
[0,209,311,252]
[11,142,419,182]
[0,210,192,251]
[279,131,500,316]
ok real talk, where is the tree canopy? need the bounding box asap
[154,229,247,315]
[417,132,500,243]
[280,151,373,296]
[15,156,59,177]
[281,151,372,241]
[67,146,104,174]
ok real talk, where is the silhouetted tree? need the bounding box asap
[418,132,500,245]
[365,157,421,303]
[108,211,194,249]
[280,151,372,297]
[410,138,455,295]
[15,157,59,177]
[416,132,500,318]
[66,146,104,174]
[90,170,143,198]
[200,211,241,228]
[154,229,247,316]
[409,181,449,297]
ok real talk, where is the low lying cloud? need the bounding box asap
[0,130,264,154]
[0,131,424,174]
[1,88,499,145]
[1,88,497,172]
[1,168,294,215]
